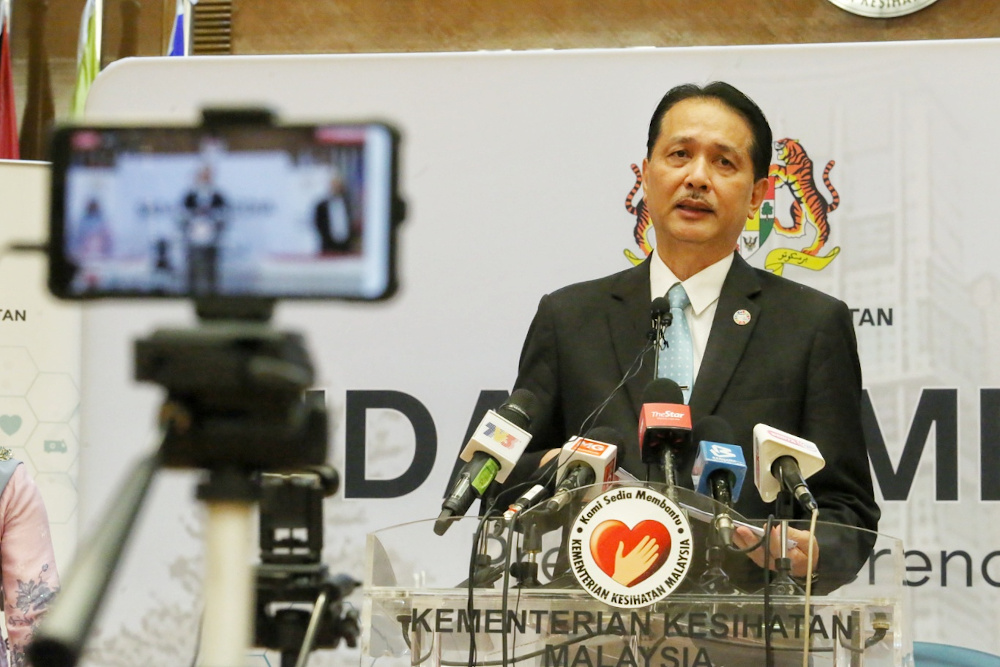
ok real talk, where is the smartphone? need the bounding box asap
[48,120,402,301]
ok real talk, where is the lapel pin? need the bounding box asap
[733,309,751,326]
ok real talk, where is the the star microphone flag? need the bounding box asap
[70,0,102,118]
[0,0,18,159]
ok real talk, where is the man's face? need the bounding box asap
[197,166,214,186]
[642,97,768,266]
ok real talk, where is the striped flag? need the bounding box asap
[167,0,196,56]
[167,0,185,56]
[70,0,102,117]
[0,0,18,159]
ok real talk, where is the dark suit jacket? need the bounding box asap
[314,195,357,253]
[512,253,879,592]
[181,190,227,244]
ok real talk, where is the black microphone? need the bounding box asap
[690,417,746,546]
[542,426,622,514]
[649,297,673,371]
[752,424,826,515]
[637,378,693,492]
[650,296,673,334]
[502,456,558,522]
[435,389,537,535]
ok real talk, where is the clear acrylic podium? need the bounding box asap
[362,485,911,667]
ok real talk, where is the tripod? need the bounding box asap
[29,300,345,667]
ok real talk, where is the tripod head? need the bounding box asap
[135,304,327,471]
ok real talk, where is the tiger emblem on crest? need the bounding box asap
[770,138,840,256]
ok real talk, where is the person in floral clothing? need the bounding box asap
[0,453,59,667]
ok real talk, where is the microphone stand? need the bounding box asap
[767,490,803,596]
[511,520,542,588]
[509,506,564,588]
[698,529,737,595]
[699,479,737,595]
[660,449,678,504]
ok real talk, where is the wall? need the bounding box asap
[6,0,1000,129]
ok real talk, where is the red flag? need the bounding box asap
[0,9,18,160]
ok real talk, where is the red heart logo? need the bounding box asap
[589,519,670,586]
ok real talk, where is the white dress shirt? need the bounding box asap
[649,251,734,386]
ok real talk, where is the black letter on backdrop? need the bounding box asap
[344,390,437,498]
[981,389,1000,501]
[863,389,958,501]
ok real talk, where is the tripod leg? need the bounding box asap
[29,449,162,667]
[198,471,257,667]
[291,588,329,667]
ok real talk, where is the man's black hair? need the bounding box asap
[646,81,773,182]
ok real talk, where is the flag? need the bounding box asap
[70,0,102,118]
[0,0,18,159]
[167,0,187,56]
[18,0,54,161]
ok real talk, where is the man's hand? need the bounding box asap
[611,536,659,586]
[539,449,561,467]
[732,524,819,579]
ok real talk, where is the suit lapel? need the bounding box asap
[606,258,656,418]
[689,253,761,418]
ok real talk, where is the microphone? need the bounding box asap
[690,416,746,546]
[502,483,550,522]
[637,378,692,492]
[502,455,559,522]
[649,296,672,335]
[435,389,537,535]
[541,427,622,514]
[649,296,672,370]
[753,424,825,513]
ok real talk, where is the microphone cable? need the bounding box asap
[576,336,656,438]
[801,507,819,667]
[464,489,511,667]
[762,515,776,667]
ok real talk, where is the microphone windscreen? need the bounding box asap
[650,296,671,318]
[692,415,734,445]
[499,388,537,430]
[641,377,684,404]
[691,416,747,501]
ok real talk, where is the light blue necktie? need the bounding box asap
[658,283,694,403]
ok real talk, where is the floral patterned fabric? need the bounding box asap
[0,464,59,667]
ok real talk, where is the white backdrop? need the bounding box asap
[61,40,1000,664]
[0,161,79,573]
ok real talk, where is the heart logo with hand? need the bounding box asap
[589,519,670,587]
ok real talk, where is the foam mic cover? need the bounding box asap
[638,378,692,464]
[650,296,672,328]
[554,427,622,491]
[753,423,825,509]
[691,416,747,503]
[457,388,537,484]
[435,390,538,535]
[544,427,622,512]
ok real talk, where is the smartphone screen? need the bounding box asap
[48,122,401,301]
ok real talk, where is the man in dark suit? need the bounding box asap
[314,170,358,254]
[180,164,228,294]
[511,82,878,592]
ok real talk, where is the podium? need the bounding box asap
[361,485,911,667]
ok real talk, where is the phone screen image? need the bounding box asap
[49,122,400,301]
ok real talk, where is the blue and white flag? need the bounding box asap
[167,0,191,56]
